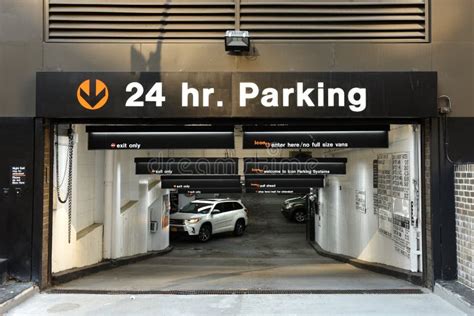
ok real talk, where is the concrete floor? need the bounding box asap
[8,293,465,315]
[8,195,464,315]
[54,194,419,291]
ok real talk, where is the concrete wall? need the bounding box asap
[52,126,171,272]
[75,125,105,233]
[315,125,421,272]
[145,185,170,252]
[52,128,104,272]
[454,165,474,289]
[0,0,474,117]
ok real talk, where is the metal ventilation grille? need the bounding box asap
[47,0,429,42]
[47,0,236,40]
[240,1,428,41]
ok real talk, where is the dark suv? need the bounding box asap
[281,195,307,223]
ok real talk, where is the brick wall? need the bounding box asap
[423,120,434,288]
[454,165,474,289]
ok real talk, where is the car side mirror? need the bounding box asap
[212,209,221,215]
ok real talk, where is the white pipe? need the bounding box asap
[103,151,114,259]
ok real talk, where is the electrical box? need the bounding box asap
[150,221,158,233]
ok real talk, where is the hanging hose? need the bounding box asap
[55,125,75,244]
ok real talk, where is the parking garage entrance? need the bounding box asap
[37,71,437,291]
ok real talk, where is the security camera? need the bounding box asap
[225,30,250,53]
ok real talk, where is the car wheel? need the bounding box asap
[233,219,246,236]
[198,224,212,242]
[293,209,306,223]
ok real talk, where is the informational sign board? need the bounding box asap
[245,175,324,194]
[373,152,411,258]
[244,158,347,175]
[392,214,411,257]
[11,166,26,186]
[37,72,438,119]
[243,126,389,149]
[373,159,379,189]
[355,190,367,214]
[245,187,311,194]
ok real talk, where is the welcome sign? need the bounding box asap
[36,72,437,119]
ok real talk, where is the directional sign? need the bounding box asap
[175,188,242,194]
[245,175,325,189]
[160,175,241,190]
[135,157,238,175]
[76,79,109,110]
[86,125,235,150]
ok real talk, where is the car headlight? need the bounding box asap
[285,203,293,209]
[186,218,201,224]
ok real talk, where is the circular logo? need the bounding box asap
[76,79,109,110]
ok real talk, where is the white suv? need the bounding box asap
[170,198,249,242]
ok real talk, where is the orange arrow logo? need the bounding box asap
[76,79,109,110]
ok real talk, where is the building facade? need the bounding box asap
[0,0,473,291]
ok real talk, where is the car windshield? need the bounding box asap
[180,202,213,214]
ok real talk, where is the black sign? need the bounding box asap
[161,175,241,190]
[135,157,238,175]
[11,166,26,186]
[175,188,243,194]
[37,72,437,119]
[245,187,311,194]
[244,158,347,175]
[245,175,324,191]
[87,126,234,150]
[243,126,389,149]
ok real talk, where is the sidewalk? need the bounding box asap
[435,281,473,315]
[6,292,466,315]
[0,282,36,315]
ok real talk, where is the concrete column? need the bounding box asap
[138,181,149,254]
[103,151,114,259]
[111,152,122,259]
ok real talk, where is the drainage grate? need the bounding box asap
[47,288,424,295]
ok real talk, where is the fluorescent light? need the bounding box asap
[91,131,233,136]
